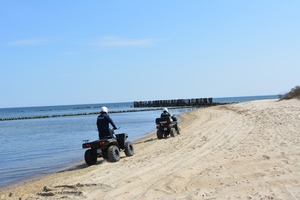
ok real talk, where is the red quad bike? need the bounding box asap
[82,131,134,165]
[155,116,180,139]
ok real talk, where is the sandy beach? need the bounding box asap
[1,99,299,200]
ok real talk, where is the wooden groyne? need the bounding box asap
[0,108,163,121]
[133,98,227,107]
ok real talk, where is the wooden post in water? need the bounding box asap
[133,97,214,107]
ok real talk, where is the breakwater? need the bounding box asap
[0,108,162,121]
[134,98,227,107]
[1,98,231,121]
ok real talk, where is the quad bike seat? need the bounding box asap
[100,135,115,140]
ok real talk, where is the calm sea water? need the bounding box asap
[0,95,277,189]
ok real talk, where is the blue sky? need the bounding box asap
[1,1,299,108]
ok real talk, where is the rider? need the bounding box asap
[161,108,179,132]
[161,107,173,118]
[97,106,118,139]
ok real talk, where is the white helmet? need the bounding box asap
[101,106,108,113]
[163,108,168,112]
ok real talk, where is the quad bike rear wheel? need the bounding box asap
[107,145,120,162]
[102,151,108,160]
[84,149,97,165]
[157,129,163,139]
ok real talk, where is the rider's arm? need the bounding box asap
[107,115,117,129]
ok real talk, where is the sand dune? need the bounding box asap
[1,99,299,200]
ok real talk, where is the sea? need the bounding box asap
[0,95,277,189]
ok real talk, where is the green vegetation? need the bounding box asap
[279,85,300,100]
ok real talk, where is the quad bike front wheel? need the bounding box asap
[170,128,176,137]
[107,145,120,162]
[124,141,134,156]
[177,126,181,135]
[84,149,97,166]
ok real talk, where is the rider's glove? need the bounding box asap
[113,127,118,130]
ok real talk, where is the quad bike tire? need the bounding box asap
[157,129,163,139]
[107,145,120,162]
[177,126,181,135]
[84,149,97,165]
[102,151,108,160]
[170,128,176,137]
[124,141,134,156]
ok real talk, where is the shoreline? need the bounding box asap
[0,131,159,191]
[0,118,177,191]
[0,108,184,190]
[1,98,299,200]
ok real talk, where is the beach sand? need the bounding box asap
[1,99,299,200]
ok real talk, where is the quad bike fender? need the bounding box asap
[115,133,128,150]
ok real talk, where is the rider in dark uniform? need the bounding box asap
[161,107,179,132]
[96,106,118,139]
[161,107,172,118]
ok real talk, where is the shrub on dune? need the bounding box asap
[278,85,300,100]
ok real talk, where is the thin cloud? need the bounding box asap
[91,36,164,47]
[9,38,50,46]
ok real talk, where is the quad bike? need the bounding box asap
[155,115,180,139]
[82,130,134,165]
